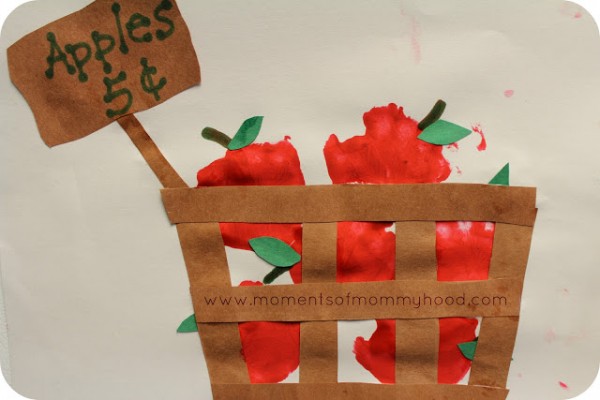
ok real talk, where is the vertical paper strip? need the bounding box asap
[487,224,534,279]
[469,223,533,387]
[468,317,520,387]
[118,115,187,189]
[176,223,249,384]
[300,223,338,383]
[396,221,437,280]
[395,221,438,383]
[396,319,439,384]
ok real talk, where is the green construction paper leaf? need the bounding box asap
[249,236,301,268]
[458,339,478,361]
[177,314,198,333]
[418,119,472,145]
[227,116,264,150]
[263,267,291,284]
[489,163,510,186]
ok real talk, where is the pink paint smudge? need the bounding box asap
[560,4,584,20]
[559,381,569,390]
[544,328,557,343]
[401,10,422,64]
[504,90,514,98]
[410,17,422,64]
[472,124,487,152]
[447,142,459,151]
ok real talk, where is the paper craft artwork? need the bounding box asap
[6,1,537,399]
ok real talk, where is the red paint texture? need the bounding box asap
[436,221,495,281]
[559,381,569,390]
[197,138,305,283]
[238,281,300,383]
[354,320,396,383]
[472,124,488,152]
[438,318,479,384]
[324,104,451,185]
[336,222,395,283]
[325,104,491,384]
[197,139,304,382]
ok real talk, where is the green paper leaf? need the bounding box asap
[227,116,264,150]
[489,163,510,186]
[263,267,291,284]
[418,119,472,145]
[249,236,301,268]
[458,339,478,361]
[177,314,198,333]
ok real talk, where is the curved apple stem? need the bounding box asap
[202,127,232,148]
[418,99,447,130]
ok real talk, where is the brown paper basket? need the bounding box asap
[160,183,537,400]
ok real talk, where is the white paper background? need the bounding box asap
[1,0,599,399]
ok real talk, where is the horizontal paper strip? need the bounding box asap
[192,278,523,322]
[210,383,509,400]
[162,184,537,226]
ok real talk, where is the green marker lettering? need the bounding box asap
[111,2,128,54]
[64,42,92,83]
[44,32,76,79]
[103,71,133,118]
[154,0,175,41]
[126,13,153,43]
[91,31,116,74]
[140,57,167,101]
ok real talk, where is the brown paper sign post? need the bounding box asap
[7,0,200,155]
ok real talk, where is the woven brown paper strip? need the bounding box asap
[469,223,535,387]
[396,221,439,384]
[162,184,537,226]
[211,383,509,400]
[300,223,338,383]
[192,278,523,323]
[176,223,249,384]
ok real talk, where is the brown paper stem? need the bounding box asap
[395,221,439,384]
[118,114,187,189]
[210,383,509,400]
[300,223,338,383]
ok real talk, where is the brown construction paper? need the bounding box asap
[118,114,186,189]
[175,222,249,384]
[469,317,520,388]
[161,184,537,226]
[210,383,509,400]
[300,223,338,383]
[488,223,535,279]
[7,0,200,146]
[176,223,230,286]
[395,222,439,383]
[396,319,439,384]
[198,323,250,385]
[191,278,523,322]
[396,221,438,280]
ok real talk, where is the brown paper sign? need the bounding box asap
[7,0,200,146]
